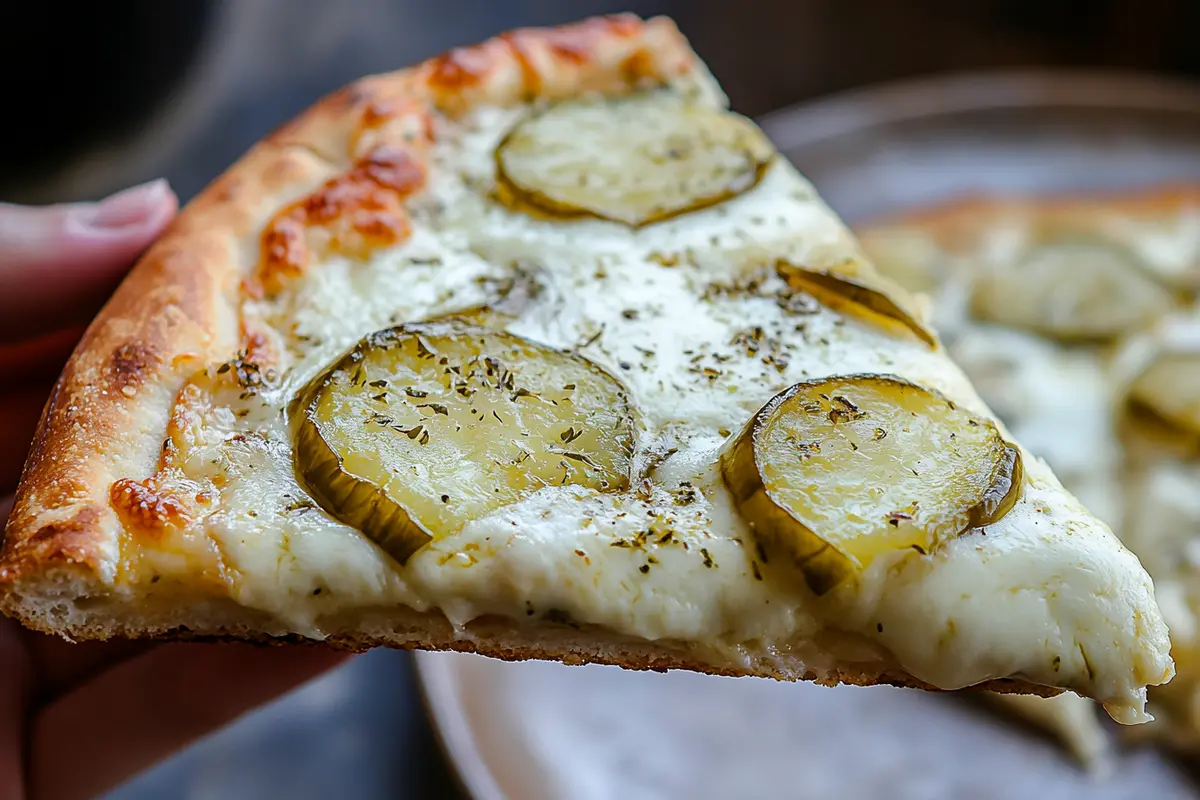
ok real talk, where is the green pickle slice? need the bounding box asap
[290,322,635,564]
[970,233,1173,342]
[721,375,1023,594]
[776,260,937,347]
[495,91,775,227]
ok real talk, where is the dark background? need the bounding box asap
[0,0,1196,205]
[0,2,1195,798]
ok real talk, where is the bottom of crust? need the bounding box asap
[0,575,1059,700]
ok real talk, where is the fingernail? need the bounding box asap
[75,179,171,231]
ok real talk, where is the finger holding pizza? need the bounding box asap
[0,184,348,800]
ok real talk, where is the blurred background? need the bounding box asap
[0,1,1196,798]
[0,0,1196,205]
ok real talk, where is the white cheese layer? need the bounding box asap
[131,98,1173,723]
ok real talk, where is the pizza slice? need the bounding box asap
[0,15,1174,724]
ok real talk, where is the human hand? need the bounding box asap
[0,181,350,800]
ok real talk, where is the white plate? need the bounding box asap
[419,652,1197,800]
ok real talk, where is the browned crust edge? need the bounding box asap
[855,182,1200,252]
[189,634,1060,698]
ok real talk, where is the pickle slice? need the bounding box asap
[1127,352,1200,437]
[1119,316,1200,442]
[720,375,1022,594]
[776,260,937,346]
[290,322,635,563]
[970,233,1173,341]
[495,92,775,227]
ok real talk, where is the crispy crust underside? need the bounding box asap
[0,14,1065,699]
[12,580,1058,698]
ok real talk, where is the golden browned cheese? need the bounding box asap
[256,146,426,296]
[110,477,197,534]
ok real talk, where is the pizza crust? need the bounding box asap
[858,184,1200,255]
[0,142,324,592]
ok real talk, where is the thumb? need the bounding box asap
[0,180,178,343]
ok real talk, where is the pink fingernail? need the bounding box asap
[76,179,172,230]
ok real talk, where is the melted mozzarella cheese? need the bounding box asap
[127,93,1174,724]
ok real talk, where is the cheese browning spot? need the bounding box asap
[258,146,426,294]
[107,341,159,393]
[289,321,636,564]
[540,13,641,62]
[720,375,1022,594]
[502,13,644,95]
[354,97,436,158]
[237,321,281,377]
[111,477,193,533]
[426,46,495,92]
[430,14,653,108]
[619,49,657,83]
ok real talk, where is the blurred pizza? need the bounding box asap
[856,184,1200,761]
